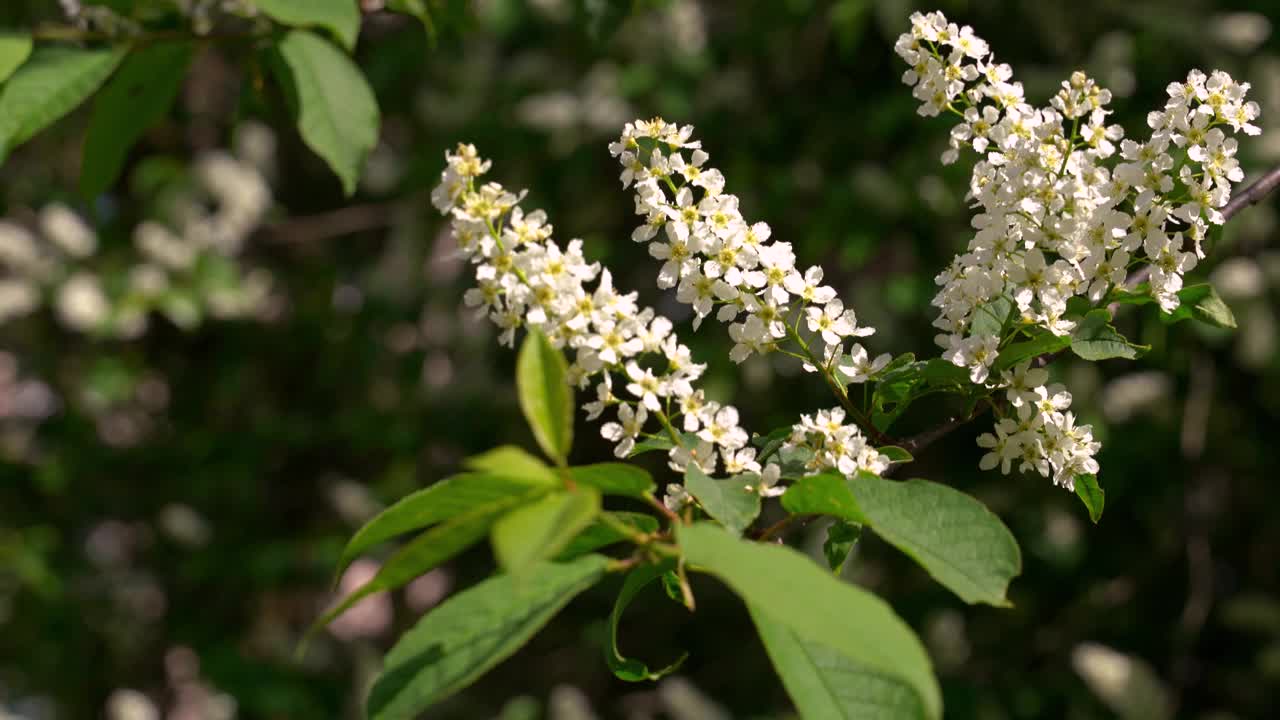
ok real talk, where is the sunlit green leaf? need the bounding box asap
[1070,309,1146,361]
[1160,283,1237,329]
[0,45,127,162]
[270,30,379,195]
[569,463,655,498]
[0,32,33,84]
[1074,473,1105,524]
[256,0,361,52]
[678,523,941,719]
[516,330,574,464]
[751,605,928,719]
[463,445,561,486]
[491,488,600,579]
[556,512,658,560]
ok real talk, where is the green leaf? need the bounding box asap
[678,523,941,719]
[750,606,928,720]
[1105,283,1153,307]
[367,554,609,720]
[463,445,561,486]
[569,463,655,498]
[1070,309,1146,361]
[1160,283,1237,329]
[0,45,127,162]
[556,512,659,560]
[752,426,794,463]
[317,493,535,630]
[683,464,760,535]
[783,472,1021,607]
[878,446,913,464]
[516,330,574,464]
[994,331,1070,372]
[1074,473,1105,524]
[823,520,862,574]
[491,488,601,579]
[0,32,33,84]
[607,560,688,682]
[80,42,193,198]
[968,294,1013,338]
[333,472,555,579]
[255,0,361,52]
[270,30,379,196]
[628,432,699,458]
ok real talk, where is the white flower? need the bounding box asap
[624,361,667,412]
[837,344,892,383]
[601,403,648,458]
[697,405,749,449]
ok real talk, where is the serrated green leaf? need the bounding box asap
[256,0,361,52]
[968,294,1013,338]
[463,445,560,486]
[516,330,574,464]
[684,464,760,535]
[994,331,1070,372]
[823,520,862,574]
[0,45,127,162]
[1070,309,1145,361]
[333,472,555,579]
[751,605,928,720]
[783,472,1021,607]
[81,42,192,198]
[556,512,658,560]
[569,463,654,498]
[270,30,379,196]
[607,560,688,682]
[1160,283,1237,329]
[0,32,33,84]
[317,494,533,631]
[1074,473,1105,523]
[367,554,609,719]
[678,523,941,719]
[491,488,601,578]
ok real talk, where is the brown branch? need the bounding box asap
[267,202,400,243]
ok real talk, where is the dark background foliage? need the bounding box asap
[2,0,1279,717]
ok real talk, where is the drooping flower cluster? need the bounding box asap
[609,119,879,370]
[896,10,1259,384]
[432,142,784,505]
[0,132,274,338]
[976,361,1100,490]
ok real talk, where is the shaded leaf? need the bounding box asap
[0,45,127,162]
[684,464,760,535]
[367,555,610,720]
[607,560,688,682]
[81,42,193,197]
[823,520,862,574]
[556,512,658,560]
[516,330,574,464]
[678,523,941,719]
[270,30,379,196]
[569,463,654,498]
[1160,283,1236,329]
[491,488,601,579]
[878,446,913,464]
[968,295,1013,338]
[751,605,928,720]
[994,331,1070,372]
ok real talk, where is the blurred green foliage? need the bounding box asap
[2,0,1280,717]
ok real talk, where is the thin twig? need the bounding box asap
[267,202,400,243]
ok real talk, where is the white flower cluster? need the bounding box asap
[976,361,1100,490]
[431,142,784,507]
[896,10,1260,385]
[609,119,881,372]
[786,407,892,479]
[0,138,273,338]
